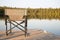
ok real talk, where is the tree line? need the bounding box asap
[27,8,60,19]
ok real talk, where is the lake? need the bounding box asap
[0,19,60,35]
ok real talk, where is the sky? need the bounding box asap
[0,0,60,8]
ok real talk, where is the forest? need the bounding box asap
[0,8,60,19]
[27,8,60,19]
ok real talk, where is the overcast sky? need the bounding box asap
[0,0,60,8]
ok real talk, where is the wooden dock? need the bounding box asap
[0,29,60,40]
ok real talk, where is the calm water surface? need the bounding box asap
[0,19,60,35]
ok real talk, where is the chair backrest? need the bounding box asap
[5,8,25,21]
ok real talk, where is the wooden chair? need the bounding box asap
[5,9,27,37]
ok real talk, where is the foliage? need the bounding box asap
[27,8,60,19]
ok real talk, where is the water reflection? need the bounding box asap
[0,19,60,35]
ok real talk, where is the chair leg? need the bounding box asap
[6,24,8,35]
[10,21,12,33]
[5,18,8,36]
[25,16,27,37]
[25,26,27,37]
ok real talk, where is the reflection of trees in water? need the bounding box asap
[0,9,4,19]
[27,8,60,19]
